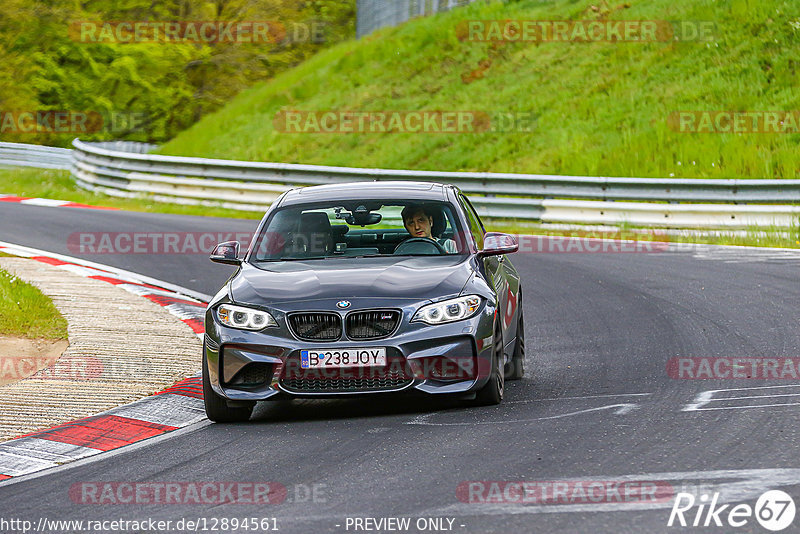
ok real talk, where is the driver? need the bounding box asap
[400,204,457,254]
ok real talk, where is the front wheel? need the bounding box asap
[202,349,254,423]
[473,324,504,406]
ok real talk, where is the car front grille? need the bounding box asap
[279,354,412,393]
[345,310,401,340]
[280,376,411,393]
[288,312,342,341]
[288,309,401,341]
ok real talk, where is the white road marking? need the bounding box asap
[191,468,800,523]
[506,392,651,405]
[685,402,800,411]
[713,393,800,401]
[405,403,639,426]
[416,468,800,516]
[683,384,800,411]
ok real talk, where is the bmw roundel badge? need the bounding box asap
[336,300,351,309]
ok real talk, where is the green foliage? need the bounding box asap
[161,0,800,180]
[0,267,68,340]
[0,0,355,146]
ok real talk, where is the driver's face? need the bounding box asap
[404,211,433,239]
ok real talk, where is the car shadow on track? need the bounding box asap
[246,380,535,424]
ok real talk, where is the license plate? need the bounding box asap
[300,348,387,369]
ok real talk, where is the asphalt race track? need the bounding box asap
[1,202,800,533]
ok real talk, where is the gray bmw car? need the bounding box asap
[203,181,524,422]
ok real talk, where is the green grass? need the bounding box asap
[0,267,68,340]
[0,168,263,219]
[158,0,800,180]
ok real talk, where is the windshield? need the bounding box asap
[250,200,468,262]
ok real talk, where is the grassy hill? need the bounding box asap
[159,0,800,179]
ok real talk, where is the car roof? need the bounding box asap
[279,181,452,206]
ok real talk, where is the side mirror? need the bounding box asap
[479,232,519,257]
[210,241,242,265]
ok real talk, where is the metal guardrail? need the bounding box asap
[69,139,800,228]
[357,0,478,38]
[0,142,72,170]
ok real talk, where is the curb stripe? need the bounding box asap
[62,202,118,210]
[0,195,118,210]
[162,389,204,399]
[0,439,102,477]
[156,377,203,397]
[31,415,178,452]
[30,256,68,266]
[0,451,57,477]
[144,294,206,308]
[182,318,205,334]
[160,388,203,399]
[157,379,204,399]
[89,275,169,292]
[20,198,70,207]
[0,243,209,482]
[105,394,205,428]
[0,241,213,302]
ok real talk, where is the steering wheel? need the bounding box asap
[393,237,447,255]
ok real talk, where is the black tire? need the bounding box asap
[474,324,504,406]
[505,308,525,380]
[202,350,254,423]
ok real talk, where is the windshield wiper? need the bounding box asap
[255,256,328,262]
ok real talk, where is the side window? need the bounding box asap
[458,194,484,250]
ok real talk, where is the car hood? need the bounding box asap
[231,256,474,305]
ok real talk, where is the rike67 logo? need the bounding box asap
[668,490,796,531]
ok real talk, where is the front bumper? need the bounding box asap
[204,300,497,401]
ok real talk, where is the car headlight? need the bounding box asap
[413,295,482,325]
[217,304,277,330]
